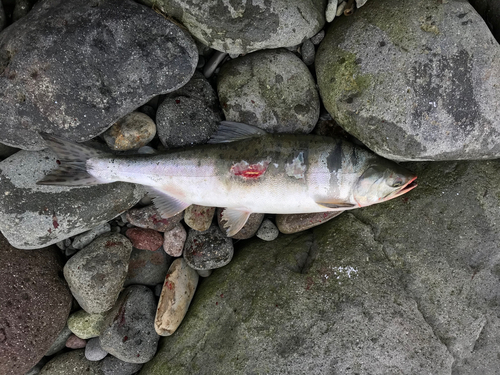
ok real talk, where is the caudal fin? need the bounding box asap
[37,133,108,186]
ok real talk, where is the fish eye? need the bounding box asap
[392,181,403,188]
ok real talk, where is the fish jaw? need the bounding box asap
[380,176,418,202]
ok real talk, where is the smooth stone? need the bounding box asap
[100,356,143,375]
[197,269,212,278]
[0,0,198,150]
[326,0,338,22]
[183,224,234,270]
[0,234,72,375]
[67,310,106,339]
[72,222,111,250]
[64,233,132,314]
[218,49,320,133]
[276,211,344,234]
[356,0,368,8]
[103,112,156,151]
[155,258,199,336]
[184,205,216,232]
[99,285,159,364]
[39,350,101,375]
[311,30,325,45]
[336,1,346,16]
[316,0,500,161]
[301,39,316,66]
[217,208,264,240]
[256,219,280,241]
[126,205,183,232]
[65,334,87,349]
[156,72,222,148]
[124,246,171,287]
[152,0,326,54]
[162,223,187,257]
[45,325,73,356]
[125,228,163,251]
[0,149,144,249]
[85,338,108,361]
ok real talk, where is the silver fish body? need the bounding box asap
[38,123,417,236]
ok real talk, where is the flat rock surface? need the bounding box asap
[141,160,500,374]
[0,149,144,249]
[0,234,72,375]
[316,0,500,161]
[0,0,197,150]
[153,0,326,54]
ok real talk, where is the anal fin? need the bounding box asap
[316,201,355,209]
[220,208,251,237]
[144,187,191,218]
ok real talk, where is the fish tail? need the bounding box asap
[37,133,108,186]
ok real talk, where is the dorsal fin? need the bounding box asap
[207,121,267,144]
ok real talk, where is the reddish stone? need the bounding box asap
[125,228,163,251]
[126,205,184,232]
[163,223,187,257]
[65,334,87,349]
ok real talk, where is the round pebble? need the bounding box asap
[125,227,163,251]
[300,39,316,66]
[85,337,108,361]
[67,310,106,339]
[126,205,183,232]
[103,112,156,151]
[72,222,111,250]
[217,208,264,239]
[310,30,325,45]
[276,211,344,234]
[65,334,87,349]
[256,219,280,241]
[155,258,199,336]
[184,205,216,232]
[183,224,234,270]
[63,233,133,314]
[163,223,187,257]
[99,285,159,364]
[326,0,338,22]
[197,269,212,278]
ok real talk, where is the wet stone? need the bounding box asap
[63,233,133,314]
[67,310,106,339]
[100,356,143,375]
[72,222,111,250]
[85,337,108,361]
[103,112,156,151]
[126,205,183,232]
[124,246,171,287]
[39,349,101,375]
[217,208,264,239]
[155,258,199,336]
[256,218,280,241]
[125,228,163,251]
[184,205,216,232]
[45,325,73,356]
[65,334,87,349]
[163,223,187,257]
[183,224,234,270]
[301,39,316,66]
[276,211,344,234]
[99,285,159,364]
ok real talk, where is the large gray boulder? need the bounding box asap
[153,0,326,54]
[0,0,198,150]
[141,160,500,374]
[0,149,144,249]
[316,0,500,161]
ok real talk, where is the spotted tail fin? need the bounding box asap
[37,133,109,186]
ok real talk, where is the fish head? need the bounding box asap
[353,160,417,207]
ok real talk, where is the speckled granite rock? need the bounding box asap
[39,350,101,375]
[64,233,133,313]
[0,0,197,150]
[316,0,500,161]
[67,310,106,339]
[0,149,144,249]
[151,0,326,54]
[0,234,72,375]
[103,112,156,151]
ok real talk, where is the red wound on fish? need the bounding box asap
[231,160,269,179]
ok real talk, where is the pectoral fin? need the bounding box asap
[144,187,191,218]
[220,208,251,237]
[316,201,355,209]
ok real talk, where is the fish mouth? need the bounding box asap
[393,176,418,198]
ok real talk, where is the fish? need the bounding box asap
[37,121,417,236]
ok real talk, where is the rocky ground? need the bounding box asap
[0,0,500,374]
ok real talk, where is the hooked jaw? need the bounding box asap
[384,176,418,201]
